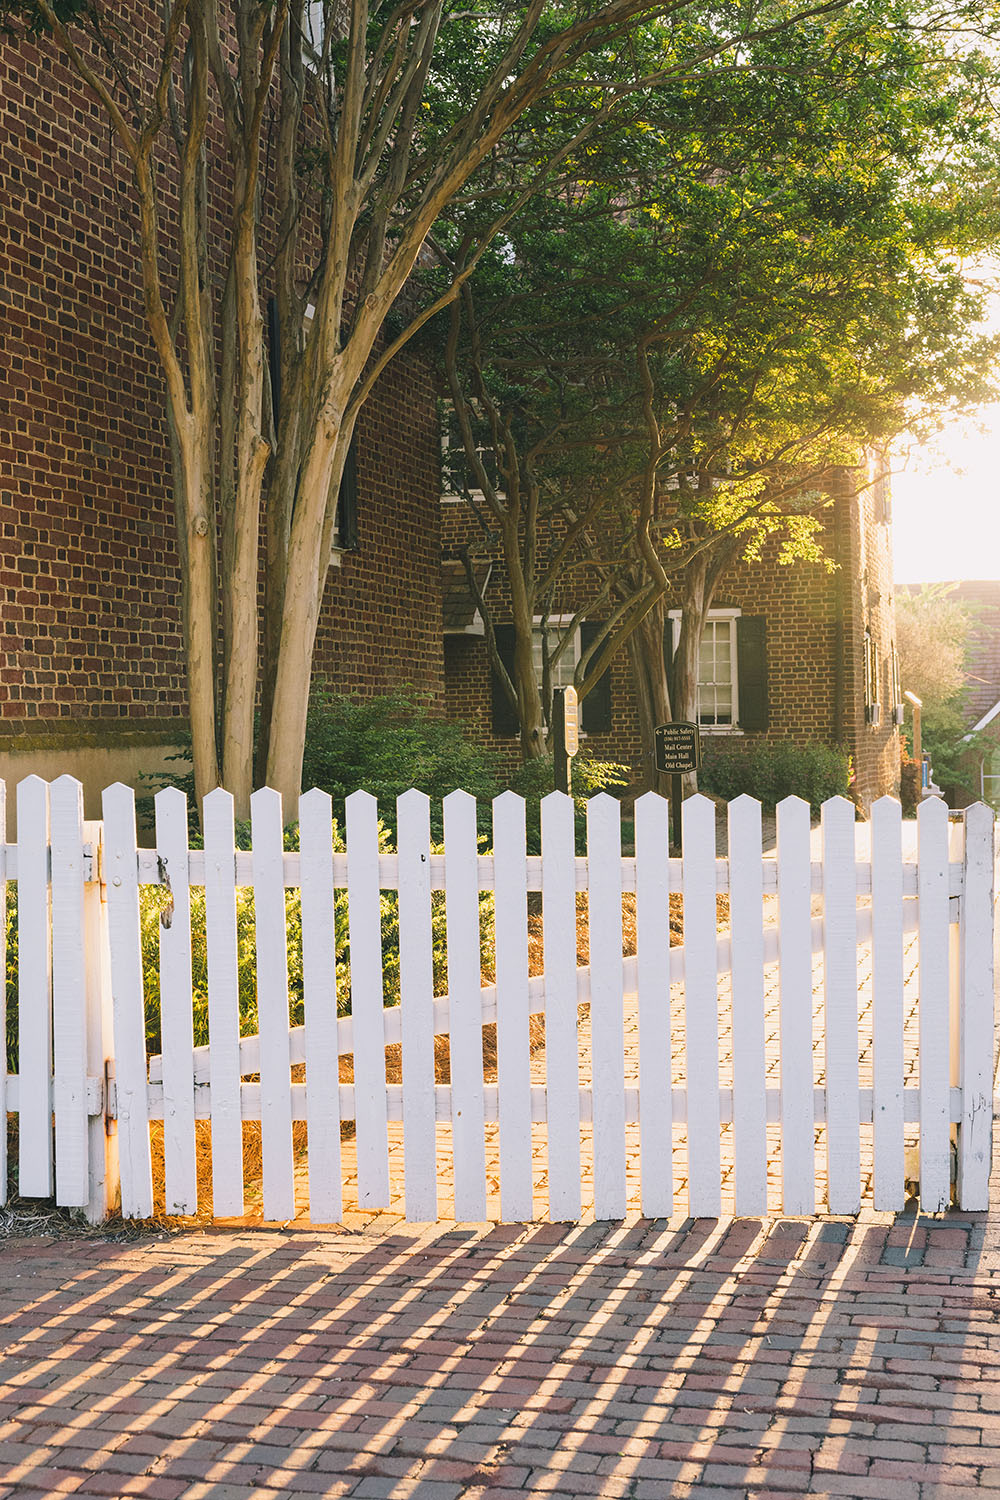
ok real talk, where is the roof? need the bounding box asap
[442,557,492,633]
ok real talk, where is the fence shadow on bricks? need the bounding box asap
[0,1209,996,1496]
[2,774,997,1228]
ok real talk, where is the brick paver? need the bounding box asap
[2,1203,1000,1498]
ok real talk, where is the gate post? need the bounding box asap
[956,802,995,1210]
[83,819,119,1222]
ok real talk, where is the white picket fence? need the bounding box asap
[1,775,996,1224]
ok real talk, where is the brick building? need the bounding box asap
[443,466,902,807]
[3,19,900,816]
[1,21,444,821]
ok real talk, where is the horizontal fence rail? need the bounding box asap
[0,776,995,1225]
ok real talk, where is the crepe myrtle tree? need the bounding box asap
[1,0,864,815]
[432,5,1000,785]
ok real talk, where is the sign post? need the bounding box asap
[552,686,579,795]
[653,721,702,848]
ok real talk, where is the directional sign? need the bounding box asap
[563,685,579,757]
[654,721,701,774]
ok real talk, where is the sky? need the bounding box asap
[892,408,1000,584]
[891,266,1000,585]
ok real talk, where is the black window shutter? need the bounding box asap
[490,623,519,736]
[737,616,768,730]
[580,621,612,734]
[337,434,359,551]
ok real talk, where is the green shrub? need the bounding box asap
[302,686,505,836]
[700,739,850,810]
[138,817,467,1057]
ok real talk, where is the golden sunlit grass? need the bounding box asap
[146,891,724,1226]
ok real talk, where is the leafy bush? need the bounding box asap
[303,687,505,835]
[137,817,468,1058]
[700,739,850,810]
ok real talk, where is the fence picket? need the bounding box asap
[683,793,722,1217]
[958,802,994,1210]
[541,791,581,1220]
[251,788,295,1222]
[102,783,153,1218]
[917,796,951,1212]
[17,775,53,1198]
[728,794,767,1216]
[777,794,815,1215]
[634,792,672,1218]
[822,796,861,1214]
[50,776,88,1207]
[588,794,627,1220]
[397,789,437,1222]
[298,788,342,1224]
[0,782,6,1204]
[443,790,487,1221]
[346,790,390,1209]
[871,796,904,1210]
[493,791,532,1221]
[154,788,197,1214]
[203,788,244,1216]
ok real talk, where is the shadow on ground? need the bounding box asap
[2,1185,1000,1499]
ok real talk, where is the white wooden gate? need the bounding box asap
[1,776,995,1223]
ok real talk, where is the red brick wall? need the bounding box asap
[443,477,901,806]
[0,18,443,766]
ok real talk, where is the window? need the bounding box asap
[696,617,737,726]
[532,618,580,693]
[666,609,768,732]
[489,620,612,736]
[303,2,327,65]
[668,609,740,730]
[441,402,502,501]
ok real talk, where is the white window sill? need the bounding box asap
[699,725,745,736]
[330,547,344,568]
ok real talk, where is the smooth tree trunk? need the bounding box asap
[627,599,673,795]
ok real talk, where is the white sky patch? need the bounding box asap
[891,261,1000,585]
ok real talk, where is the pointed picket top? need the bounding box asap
[299,786,333,828]
[540,789,573,813]
[685,792,716,815]
[154,785,188,844]
[917,792,948,828]
[493,787,525,812]
[821,794,856,818]
[633,789,668,815]
[204,785,234,813]
[777,793,811,817]
[872,794,902,818]
[965,799,995,834]
[51,772,84,799]
[346,788,378,816]
[250,784,283,820]
[154,783,187,812]
[730,791,762,812]
[101,780,136,807]
[17,772,50,796]
[443,787,476,814]
[397,786,431,815]
[682,790,715,837]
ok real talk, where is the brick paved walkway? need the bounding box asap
[3,1195,1000,1499]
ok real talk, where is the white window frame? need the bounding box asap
[531,614,590,735]
[668,606,742,734]
[440,400,504,504]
